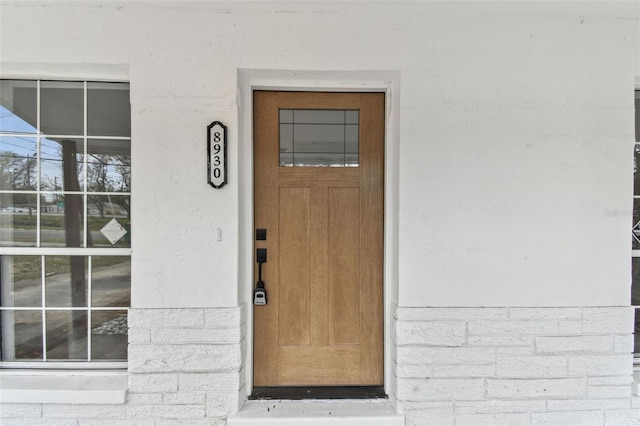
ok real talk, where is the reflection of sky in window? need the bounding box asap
[0,105,79,193]
[1,105,39,158]
[1,103,129,195]
[0,105,38,134]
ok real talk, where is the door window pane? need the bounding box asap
[279,109,359,167]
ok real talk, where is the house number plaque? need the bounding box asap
[207,121,227,188]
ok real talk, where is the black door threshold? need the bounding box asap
[249,386,386,400]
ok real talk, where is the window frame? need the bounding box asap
[0,79,131,368]
[633,88,640,370]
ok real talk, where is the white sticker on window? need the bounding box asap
[100,218,127,245]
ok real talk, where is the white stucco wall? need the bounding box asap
[2,2,639,425]
[0,0,637,309]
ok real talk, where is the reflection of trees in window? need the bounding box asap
[86,154,130,218]
[0,150,37,214]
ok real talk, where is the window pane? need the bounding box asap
[633,198,640,250]
[91,310,127,360]
[0,135,37,191]
[41,194,85,248]
[633,258,640,305]
[87,82,131,137]
[0,80,38,134]
[87,139,131,192]
[279,109,359,168]
[280,124,293,153]
[294,153,347,167]
[40,81,84,136]
[294,110,347,124]
[280,153,293,167]
[635,90,640,143]
[279,109,293,124]
[345,154,359,167]
[1,310,43,360]
[0,255,42,307]
[346,125,358,149]
[45,256,87,308]
[0,194,37,247]
[92,256,131,307]
[345,110,359,124]
[88,195,130,247]
[46,310,87,360]
[41,137,84,192]
[636,308,640,354]
[635,144,640,196]
[294,124,345,145]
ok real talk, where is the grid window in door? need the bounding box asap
[279,109,359,167]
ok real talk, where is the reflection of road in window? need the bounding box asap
[2,256,130,360]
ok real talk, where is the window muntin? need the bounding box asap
[0,79,130,364]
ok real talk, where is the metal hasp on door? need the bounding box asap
[253,91,385,388]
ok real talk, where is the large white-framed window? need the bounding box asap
[633,89,640,367]
[0,79,130,366]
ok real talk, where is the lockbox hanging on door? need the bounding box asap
[254,248,267,305]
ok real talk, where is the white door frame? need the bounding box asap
[237,69,400,399]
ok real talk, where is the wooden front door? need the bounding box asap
[253,91,384,387]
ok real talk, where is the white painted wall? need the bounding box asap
[0,1,637,308]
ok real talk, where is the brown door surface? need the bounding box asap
[253,91,384,387]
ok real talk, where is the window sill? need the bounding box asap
[0,370,127,404]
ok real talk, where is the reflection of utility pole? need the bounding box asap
[61,140,86,339]
[54,177,59,213]
[26,153,34,216]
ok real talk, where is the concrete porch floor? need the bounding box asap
[227,399,404,426]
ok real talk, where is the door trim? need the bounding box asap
[237,69,400,400]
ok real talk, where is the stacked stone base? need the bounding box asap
[1,306,245,426]
[393,306,639,426]
[1,305,638,425]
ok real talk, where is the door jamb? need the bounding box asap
[237,69,400,401]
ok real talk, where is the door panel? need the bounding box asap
[328,187,360,345]
[253,91,384,387]
[278,187,311,347]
